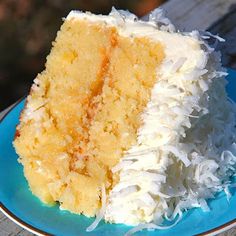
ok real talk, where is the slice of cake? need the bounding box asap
[14,8,236,232]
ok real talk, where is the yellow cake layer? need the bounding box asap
[14,17,164,216]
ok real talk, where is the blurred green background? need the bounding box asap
[0,0,164,110]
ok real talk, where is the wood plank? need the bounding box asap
[0,215,23,234]
[0,212,35,236]
[160,0,236,31]
[208,8,236,69]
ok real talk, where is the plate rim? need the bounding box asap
[0,97,236,236]
[0,97,50,236]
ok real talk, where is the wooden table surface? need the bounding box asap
[1,0,236,235]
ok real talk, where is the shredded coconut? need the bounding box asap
[104,7,236,233]
[125,211,182,236]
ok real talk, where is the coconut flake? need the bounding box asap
[148,8,176,32]
[224,185,232,202]
[199,198,210,212]
[125,211,182,236]
[163,145,191,167]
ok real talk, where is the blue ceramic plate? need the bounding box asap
[0,69,236,236]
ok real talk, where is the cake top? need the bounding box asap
[67,7,176,33]
[66,8,207,79]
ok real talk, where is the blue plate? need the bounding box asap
[0,69,236,236]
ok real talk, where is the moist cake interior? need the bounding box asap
[14,17,164,216]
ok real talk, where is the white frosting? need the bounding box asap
[66,9,236,228]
